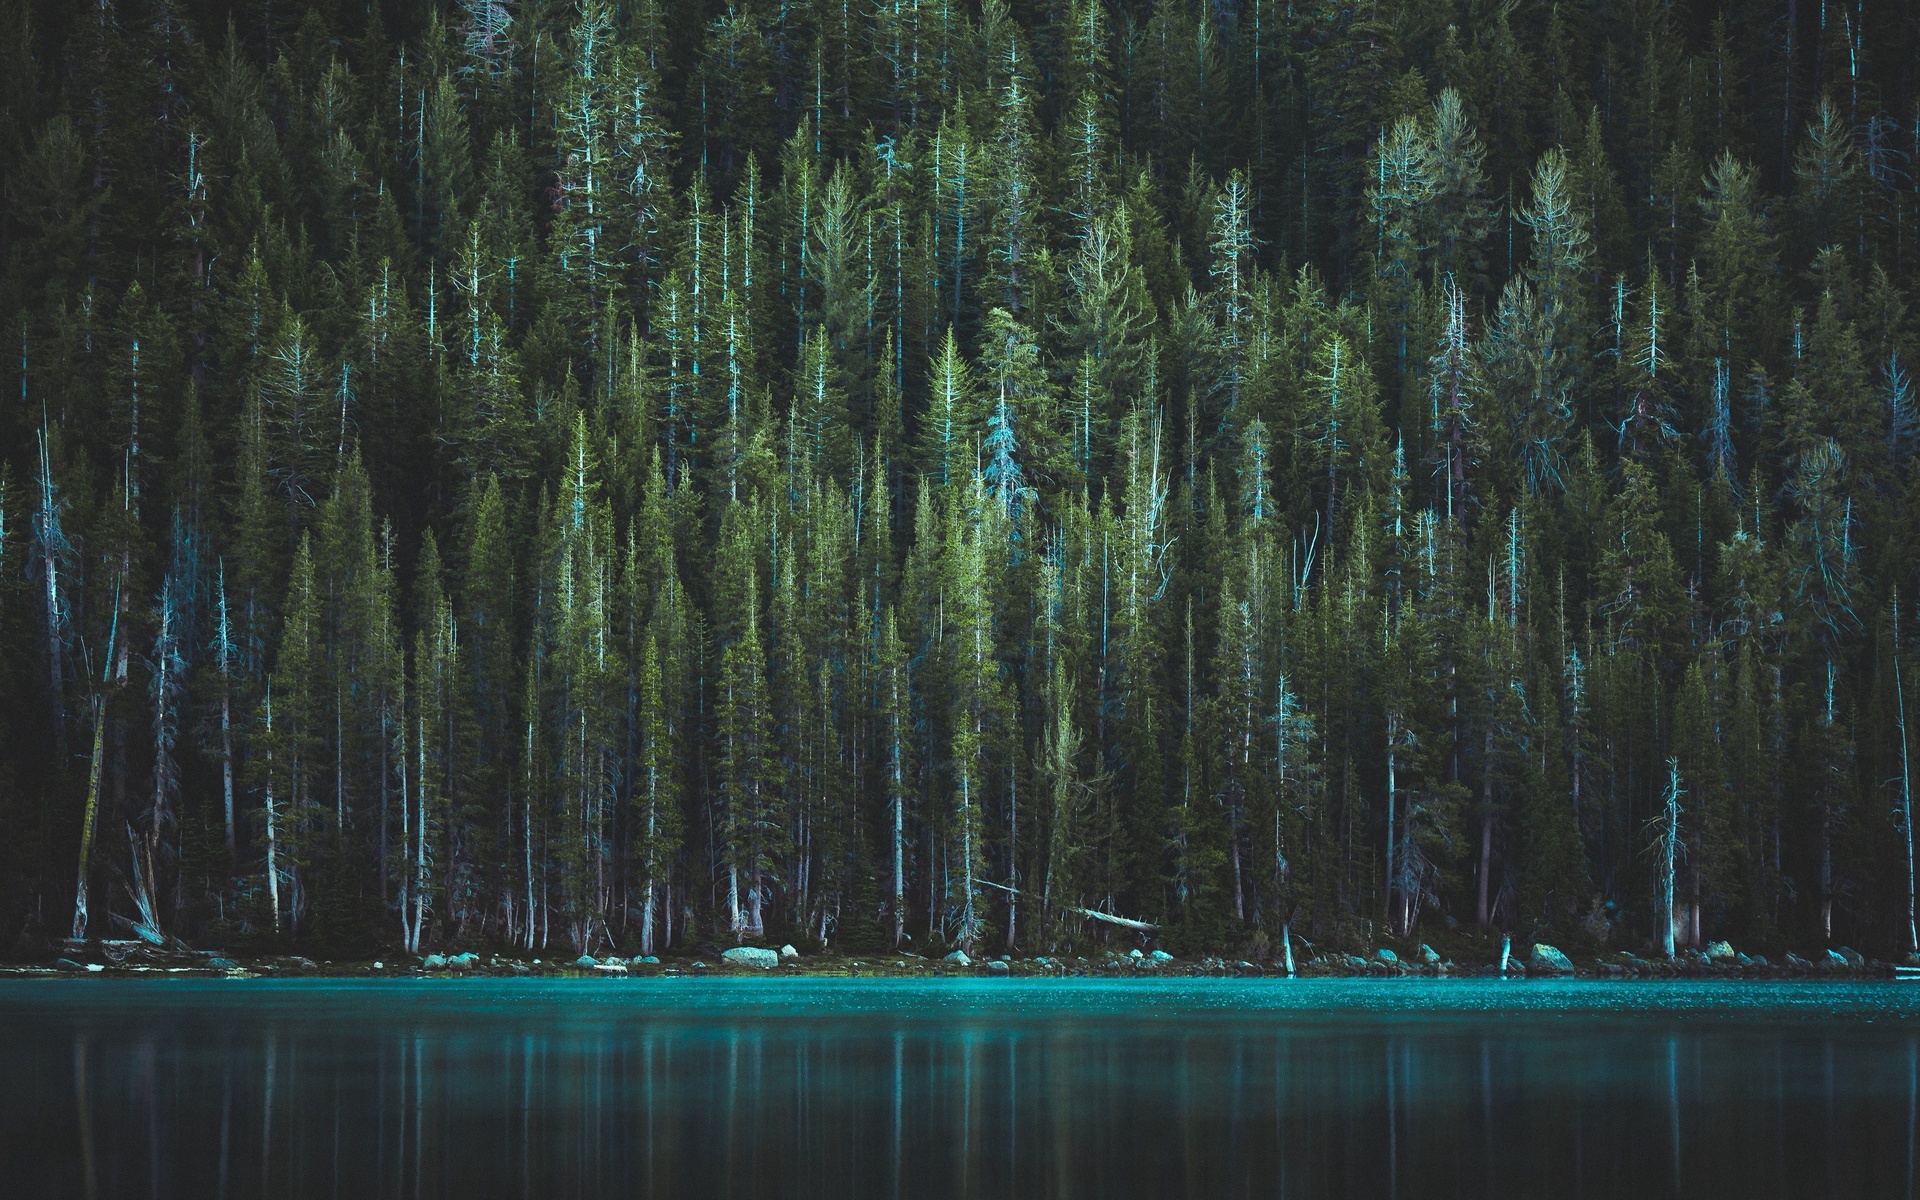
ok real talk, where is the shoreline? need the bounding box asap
[7,946,1915,982]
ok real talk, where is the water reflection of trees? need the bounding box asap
[25,1003,1919,1198]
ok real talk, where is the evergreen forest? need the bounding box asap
[4,0,1920,966]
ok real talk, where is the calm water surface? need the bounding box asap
[1,976,1917,1198]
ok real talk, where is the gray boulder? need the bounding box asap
[423,954,448,970]
[1785,952,1814,968]
[55,957,87,972]
[450,952,480,969]
[780,944,800,959]
[1420,945,1441,965]
[723,946,780,969]
[207,956,239,970]
[1823,949,1849,968]
[1344,954,1370,971]
[944,950,972,966]
[1128,948,1145,960]
[631,955,660,965]
[987,960,1010,975]
[1836,946,1866,968]
[1150,950,1175,962]
[1529,944,1576,974]
[1375,948,1399,965]
[574,954,599,968]
[1704,940,1736,961]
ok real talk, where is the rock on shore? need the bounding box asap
[1528,944,1575,974]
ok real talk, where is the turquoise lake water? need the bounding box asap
[2,977,1916,1198]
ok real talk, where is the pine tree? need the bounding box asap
[419,68,473,264]
[916,325,977,487]
[631,626,680,955]
[611,3,676,301]
[877,603,912,946]
[1655,757,1685,959]
[542,414,616,951]
[1367,113,1435,388]
[941,472,1004,951]
[717,511,779,940]
[1486,146,1591,497]
[931,106,977,334]
[796,323,852,478]
[982,28,1039,317]
[262,314,328,517]
[551,0,620,338]
[1430,276,1486,524]
[264,534,321,934]
[1305,330,1387,542]
[1793,98,1863,265]
[1599,459,1684,661]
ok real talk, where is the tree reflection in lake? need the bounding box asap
[2,978,1917,1199]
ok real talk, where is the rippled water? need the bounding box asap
[2,977,1917,1198]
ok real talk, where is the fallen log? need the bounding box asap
[1070,907,1158,932]
[971,878,1159,932]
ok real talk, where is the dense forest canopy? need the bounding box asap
[3,0,1920,964]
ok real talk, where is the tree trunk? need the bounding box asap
[415,710,428,951]
[221,684,236,854]
[525,717,536,952]
[335,685,345,841]
[747,860,763,938]
[265,769,281,937]
[1385,731,1398,936]
[729,864,741,939]
[960,768,975,951]
[892,735,905,949]
[641,769,658,957]
[398,699,411,952]
[1005,767,1017,952]
[1477,719,1498,928]
[1689,863,1702,950]
[1897,656,1917,954]
[641,879,657,958]
[1820,814,1833,943]
[71,694,105,940]
[1662,760,1681,960]
[37,431,66,756]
